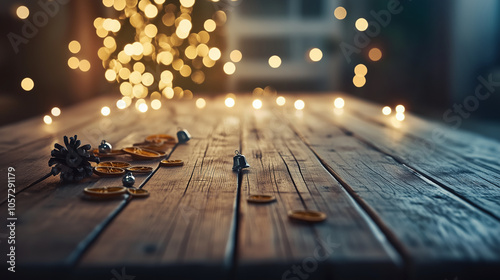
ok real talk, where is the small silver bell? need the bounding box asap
[98,140,112,153]
[122,171,135,188]
[177,128,191,144]
[232,150,250,172]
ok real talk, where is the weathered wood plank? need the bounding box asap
[0,103,183,278]
[284,104,500,279]
[236,108,402,279]
[336,94,500,170]
[0,96,112,155]
[305,96,500,221]
[78,102,240,279]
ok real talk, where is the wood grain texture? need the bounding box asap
[78,100,240,279]
[236,108,401,280]
[1,93,500,280]
[0,101,179,279]
[283,103,500,279]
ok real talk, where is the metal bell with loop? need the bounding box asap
[122,171,135,188]
[98,140,112,153]
[177,128,192,144]
[232,150,250,172]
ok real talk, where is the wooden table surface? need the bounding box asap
[1,93,499,280]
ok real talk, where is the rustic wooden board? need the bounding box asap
[236,108,402,280]
[283,103,500,279]
[336,94,500,170]
[0,96,112,155]
[304,96,500,221]
[0,101,180,278]
[78,108,240,279]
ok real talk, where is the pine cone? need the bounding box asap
[48,135,100,182]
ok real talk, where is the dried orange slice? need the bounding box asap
[288,210,326,223]
[126,166,153,174]
[145,134,176,144]
[93,166,125,177]
[84,186,126,197]
[160,159,184,167]
[247,195,276,203]
[122,147,162,160]
[98,161,131,168]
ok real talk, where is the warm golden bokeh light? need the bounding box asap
[43,115,52,125]
[354,64,368,76]
[308,48,323,62]
[294,100,305,110]
[268,55,282,68]
[252,99,263,110]
[230,50,242,63]
[225,97,235,108]
[395,112,405,121]
[68,57,79,69]
[68,40,81,54]
[105,69,117,81]
[138,103,148,113]
[396,105,405,113]
[355,18,369,31]
[116,99,127,109]
[204,19,216,32]
[223,62,236,75]
[101,106,111,116]
[180,0,195,8]
[16,6,29,19]
[353,75,366,87]
[334,98,345,109]
[208,47,221,60]
[196,98,206,109]
[276,96,286,106]
[382,106,392,115]
[151,99,162,110]
[21,77,34,91]
[79,59,91,72]
[334,6,347,20]
[51,107,61,117]
[369,47,383,61]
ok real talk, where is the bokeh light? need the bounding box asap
[151,99,162,110]
[355,18,369,31]
[16,6,29,19]
[294,100,305,110]
[79,59,91,72]
[138,103,148,112]
[51,107,61,117]
[396,105,405,113]
[43,115,52,125]
[354,64,368,76]
[276,96,286,106]
[252,99,262,109]
[353,76,366,87]
[225,97,235,108]
[21,77,34,91]
[101,106,111,116]
[230,50,242,63]
[334,7,347,20]
[334,98,345,109]
[223,62,236,75]
[268,55,282,68]
[396,112,405,121]
[369,48,383,61]
[116,99,127,109]
[68,41,81,54]
[196,98,206,109]
[382,106,392,115]
[308,48,323,62]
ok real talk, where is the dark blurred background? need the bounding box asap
[0,0,499,139]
